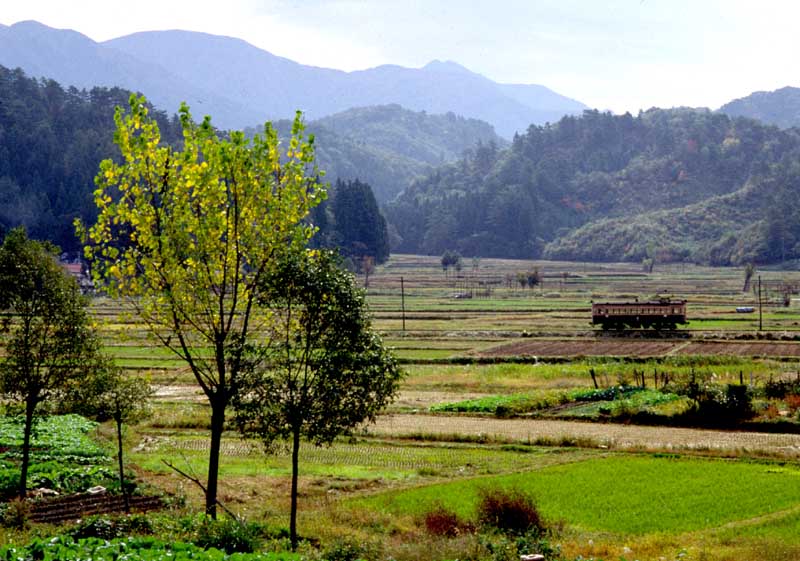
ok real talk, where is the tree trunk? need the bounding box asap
[290,427,301,551]
[206,401,225,519]
[19,399,36,499]
[116,416,129,513]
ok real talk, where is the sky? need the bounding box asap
[2,0,800,113]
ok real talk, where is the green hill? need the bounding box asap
[386,108,800,264]
[256,104,505,203]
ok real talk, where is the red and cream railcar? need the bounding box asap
[591,299,687,330]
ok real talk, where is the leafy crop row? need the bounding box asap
[0,536,300,561]
[0,415,108,460]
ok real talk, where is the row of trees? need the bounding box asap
[76,96,401,549]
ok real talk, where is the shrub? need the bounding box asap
[477,488,545,536]
[69,514,154,540]
[193,516,260,554]
[321,537,382,561]
[70,516,117,540]
[423,503,474,537]
[0,498,29,530]
[670,381,754,425]
[786,394,800,414]
[764,378,800,399]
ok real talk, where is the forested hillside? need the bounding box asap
[719,86,800,129]
[261,104,504,203]
[0,66,418,259]
[313,104,504,166]
[0,65,181,253]
[386,108,800,264]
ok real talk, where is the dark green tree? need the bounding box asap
[440,250,462,277]
[0,228,99,497]
[330,179,390,263]
[233,250,402,550]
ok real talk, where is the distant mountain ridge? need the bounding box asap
[0,20,587,137]
[718,86,800,129]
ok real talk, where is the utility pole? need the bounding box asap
[758,275,763,332]
[400,276,406,333]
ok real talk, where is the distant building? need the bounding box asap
[60,261,94,293]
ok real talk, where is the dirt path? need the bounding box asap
[366,414,800,457]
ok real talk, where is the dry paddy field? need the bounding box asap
[479,338,800,358]
[367,414,800,458]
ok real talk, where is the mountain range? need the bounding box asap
[0,20,586,138]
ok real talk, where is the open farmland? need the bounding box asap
[5,254,800,560]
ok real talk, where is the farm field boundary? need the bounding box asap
[366,414,800,457]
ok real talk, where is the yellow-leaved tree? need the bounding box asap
[78,94,326,517]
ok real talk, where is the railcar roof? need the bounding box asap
[592,300,686,305]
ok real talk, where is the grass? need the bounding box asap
[130,435,578,482]
[402,358,783,397]
[358,454,800,536]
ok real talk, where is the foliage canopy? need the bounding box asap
[0,228,99,497]
[80,94,326,516]
[234,249,402,548]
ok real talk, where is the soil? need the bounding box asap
[480,339,800,358]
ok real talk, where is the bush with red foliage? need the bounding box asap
[423,503,474,537]
[476,488,545,536]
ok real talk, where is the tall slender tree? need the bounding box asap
[72,361,153,512]
[79,95,325,517]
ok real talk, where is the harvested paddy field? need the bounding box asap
[367,414,800,457]
[480,338,800,358]
[479,339,678,357]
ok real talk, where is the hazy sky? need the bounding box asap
[3,0,799,113]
